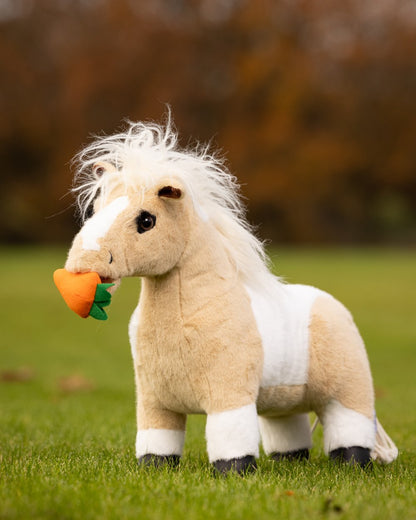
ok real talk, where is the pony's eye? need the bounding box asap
[85,203,94,220]
[136,211,156,234]
[83,189,101,222]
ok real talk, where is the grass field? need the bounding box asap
[1,246,415,519]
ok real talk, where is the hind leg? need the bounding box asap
[308,295,377,467]
[319,400,375,467]
[259,413,312,461]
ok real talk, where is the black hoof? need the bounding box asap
[213,455,257,475]
[329,447,372,468]
[271,448,310,462]
[138,454,181,469]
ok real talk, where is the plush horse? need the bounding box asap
[54,119,398,474]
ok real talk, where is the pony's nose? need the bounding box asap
[65,234,114,276]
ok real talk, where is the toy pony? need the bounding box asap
[54,119,398,474]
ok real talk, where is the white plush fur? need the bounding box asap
[80,195,129,251]
[321,399,376,453]
[259,413,312,454]
[128,301,142,364]
[205,404,260,462]
[136,429,185,457]
[246,283,325,386]
[371,419,399,463]
[72,116,278,292]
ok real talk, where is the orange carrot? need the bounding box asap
[53,269,113,320]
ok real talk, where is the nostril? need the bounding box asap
[109,252,113,264]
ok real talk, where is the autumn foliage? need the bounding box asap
[0,0,415,244]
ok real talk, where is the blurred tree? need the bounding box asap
[0,0,415,244]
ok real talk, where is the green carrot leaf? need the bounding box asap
[88,283,114,320]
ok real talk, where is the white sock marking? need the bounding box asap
[259,413,312,454]
[205,403,259,462]
[321,399,376,453]
[136,429,185,457]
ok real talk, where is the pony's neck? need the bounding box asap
[140,217,238,306]
[178,217,237,285]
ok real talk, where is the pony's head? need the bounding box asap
[65,171,190,281]
[63,118,272,290]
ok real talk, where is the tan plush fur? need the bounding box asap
[257,385,307,416]
[306,295,375,419]
[66,186,373,427]
[66,184,189,279]
[133,210,263,427]
[256,296,374,419]
[66,185,263,431]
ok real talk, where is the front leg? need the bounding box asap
[206,403,259,475]
[136,408,186,469]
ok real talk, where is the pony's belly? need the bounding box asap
[257,384,309,417]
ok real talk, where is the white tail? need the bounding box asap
[371,419,398,464]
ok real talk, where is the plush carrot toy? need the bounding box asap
[53,269,113,320]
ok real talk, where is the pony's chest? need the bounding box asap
[129,298,188,368]
[130,302,202,412]
[129,282,263,413]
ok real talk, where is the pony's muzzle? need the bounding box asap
[65,235,114,281]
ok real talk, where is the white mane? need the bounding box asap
[73,118,280,291]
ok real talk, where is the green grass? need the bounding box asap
[1,246,416,519]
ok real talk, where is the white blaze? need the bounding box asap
[80,196,129,251]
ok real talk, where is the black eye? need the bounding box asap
[82,189,101,222]
[85,203,94,220]
[136,211,156,234]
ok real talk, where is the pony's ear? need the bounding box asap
[93,161,116,176]
[158,186,183,200]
